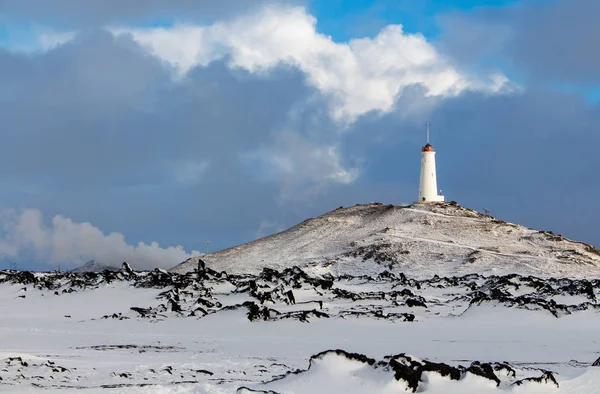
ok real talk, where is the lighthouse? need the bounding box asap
[417,122,444,203]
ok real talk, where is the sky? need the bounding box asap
[0,0,598,271]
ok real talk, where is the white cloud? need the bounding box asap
[110,5,511,121]
[110,24,220,76]
[0,208,200,269]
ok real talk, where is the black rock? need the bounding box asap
[406,297,427,308]
[511,371,559,388]
[130,307,153,318]
[466,361,500,386]
[285,290,296,305]
[384,354,462,392]
[493,362,516,378]
[121,262,134,275]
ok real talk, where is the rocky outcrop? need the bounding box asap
[240,350,563,393]
[2,266,600,323]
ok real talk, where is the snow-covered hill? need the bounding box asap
[171,202,600,278]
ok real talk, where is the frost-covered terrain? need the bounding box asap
[1,265,600,393]
[171,202,600,278]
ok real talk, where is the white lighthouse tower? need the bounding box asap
[417,122,444,203]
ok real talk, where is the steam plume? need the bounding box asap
[0,208,200,269]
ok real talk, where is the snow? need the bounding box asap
[171,203,600,278]
[1,267,600,393]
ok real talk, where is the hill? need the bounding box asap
[71,260,120,273]
[170,202,600,278]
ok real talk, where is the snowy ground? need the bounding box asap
[1,267,600,393]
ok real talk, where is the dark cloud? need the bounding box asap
[0,30,309,189]
[509,0,600,84]
[0,0,304,28]
[438,0,600,85]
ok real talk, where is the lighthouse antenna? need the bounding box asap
[426,121,430,144]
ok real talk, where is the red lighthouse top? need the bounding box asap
[422,143,434,152]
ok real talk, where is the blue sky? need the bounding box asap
[0,0,598,271]
[309,0,526,40]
